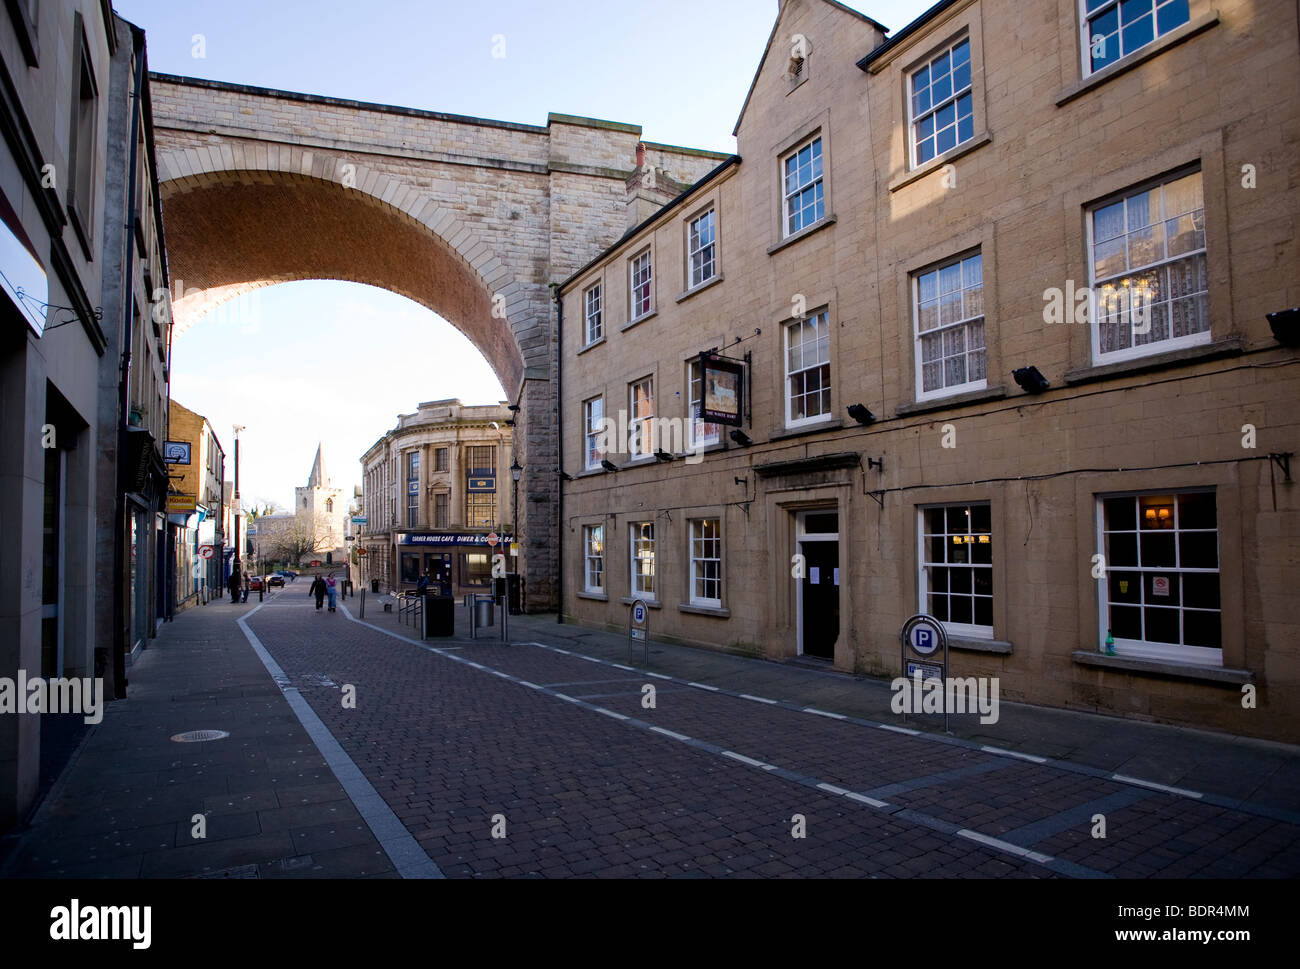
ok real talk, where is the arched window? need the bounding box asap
[326,498,333,512]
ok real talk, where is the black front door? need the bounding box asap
[800,540,839,659]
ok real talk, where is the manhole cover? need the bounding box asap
[170,729,230,743]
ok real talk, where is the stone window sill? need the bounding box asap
[1064,336,1244,386]
[577,336,606,356]
[622,311,657,332]
[950,636,1013,655]
[896,384,1007,417]
[768,417,844,442]
[1071,650,1253,686]
[676,274,724,303]
[577,591,608,602]
[679,603,730,618]
[768,215,836,255]
[620,596,662,609]
[1055,12,1221,107]
[889,131,992,193]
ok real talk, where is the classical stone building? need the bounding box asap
[359,399,515,598]
[558,0,1300,740]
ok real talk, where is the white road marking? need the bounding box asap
[957,829,1053,864]
[804,707,846,720]
[1111,774,1203,798]
[981,745,1047,764]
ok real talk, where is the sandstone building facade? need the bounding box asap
[359,399,516,598]
[558,0,1299,740]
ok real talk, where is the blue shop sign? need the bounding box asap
[397,533,512,546]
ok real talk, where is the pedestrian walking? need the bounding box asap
[228,566,241,604]
[309,575,326,611]
[325,572,338,612]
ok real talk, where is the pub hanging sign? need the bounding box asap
[696,353,745,427]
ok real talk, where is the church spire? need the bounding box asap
[308,443,329,488]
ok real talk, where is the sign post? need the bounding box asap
[900,613,950,733]
[628,598,650,665]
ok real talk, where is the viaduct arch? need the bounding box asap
[149,74,728,607]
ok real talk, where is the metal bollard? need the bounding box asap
[360,588,365,619]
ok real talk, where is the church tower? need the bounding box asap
[294,443,347,563]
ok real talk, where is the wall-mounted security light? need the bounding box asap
[600,459,619,473]
[1266,308,1300,346]
[847,403,876,425]
[730,430,753,447]
[655,449,674,463]
[558,470,573,481]
[1012,366,1050,394]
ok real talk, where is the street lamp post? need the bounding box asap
[232,424,245,582]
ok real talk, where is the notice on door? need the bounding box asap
[834,568,839,586]
[809,567,820,584]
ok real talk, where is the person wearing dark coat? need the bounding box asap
[228,566,241,604]
[309,576,326,611]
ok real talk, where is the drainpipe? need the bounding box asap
[109,27,146,699]
[554,285,564,624]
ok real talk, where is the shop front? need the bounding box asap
[394,532,513,598]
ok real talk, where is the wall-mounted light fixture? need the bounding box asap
[1012,366,1050,394]
[730,430,753,447]
[1266,308,1300,346]
[847,403,876,425]
[600,459,619,473]
[655,449,674,463]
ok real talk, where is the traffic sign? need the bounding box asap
[486,531,499,546]
[199,545,215,560]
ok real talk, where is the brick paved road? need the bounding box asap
[241,595,1300,878]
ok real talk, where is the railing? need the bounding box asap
[396,591,423,632]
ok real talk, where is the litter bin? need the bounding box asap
[423,593,454,637]
[371,579,380,594]
[474,595,494,628]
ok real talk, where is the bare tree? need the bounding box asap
[265,511,334,566]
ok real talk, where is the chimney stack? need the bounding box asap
[635,142,646,168]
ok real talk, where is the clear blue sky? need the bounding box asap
[116,0,935,507]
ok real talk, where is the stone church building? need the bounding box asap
[294,444,348,564]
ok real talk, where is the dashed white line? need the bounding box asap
[688,682,720,692]
[650,726,691,741]
[845,791,890,809]
[739,694,778,705]
[816,782,851,796]
[804,707,846,720]
[518,680,539,689]
[594,707,629,721]
[877,723,920,736]
[610,663,635,671]
[721,751,769,769]
[1111,774,1203,798]
[645,672,672,680]
[958,829,1053,864]
[553,693,580,703]
[981,745,1048,764]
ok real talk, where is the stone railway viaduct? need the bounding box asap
[149,74,729,608]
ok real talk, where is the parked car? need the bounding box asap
[267,574,285,588]
[248,576,264,592]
